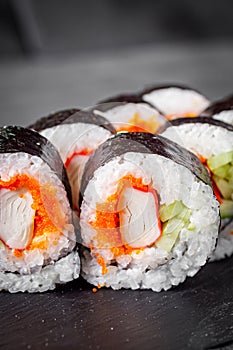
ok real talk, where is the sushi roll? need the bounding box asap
[29,109,116,212]
[160,117,233,260]
[0,126,80,293]
[140,84,210,120]
[201,94,233,125]
[98,93,143,104]
[92,101,166,133]
[79,133,219,291]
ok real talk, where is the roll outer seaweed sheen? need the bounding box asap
[29,109,116,212]
[79,132,219,291]
[201,94,233,126]
[99,84,210,123]
[161,117,233,260]
[0,126,80,293]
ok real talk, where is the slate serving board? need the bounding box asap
[1,256,233,350]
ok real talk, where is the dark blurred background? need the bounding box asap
[1,0,233,57]
[0,0,233,125]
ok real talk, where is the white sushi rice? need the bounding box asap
[93,103,166,132]
[212,110,233,126]
[0,251,80,293]
[161,122,233,260]
[142,87,210,117]
[40,123,112,162]
[80,152,219,291]
[161,123,233,158]
[41,123,112,208]
[0,152,78,281]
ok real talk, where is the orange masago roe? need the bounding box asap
[0,174,66,256]
[116,112,160,133]
[166,112,197,121]
[89,175,161,274]
[65,148,93,168]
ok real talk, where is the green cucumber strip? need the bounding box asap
[227,166,233,184]
[220,199,233,218]
[207,151,233,171]
[156,227,181,252]
[159,200,184,222]
[187,222,196,231]
[213,175,233,199]
[162,218,184,234]
[157,201,192,252]
[212,163,231,178]
[177,207,191,222]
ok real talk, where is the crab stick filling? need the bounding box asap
[90,175,162,261]
[65,149,93,210]
[116,112,160,133]
[65,149,92,168]
[0,188,34,249]
[0,174,66,255]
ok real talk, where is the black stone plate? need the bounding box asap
[1,257,233,350]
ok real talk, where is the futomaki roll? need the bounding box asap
[140,84,210,120]
[79,133,219,291]
[161,117,233,260]
[92,101,166,133]
[0,126,79,293]
[29,109,116,212]
[201,94,233,125]
[99,93,143,104]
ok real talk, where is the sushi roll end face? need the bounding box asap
[96,84,209,130]
[0,126,80,293]
[92,101,166,134]
[141,84,210,120]
[29,110,116,213]
[80,133,220,292]
[161,118,233,260]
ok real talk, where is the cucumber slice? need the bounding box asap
[157,202,192,252]
[187,222,196,231]
[207,151,233,171]
[177,207,191,222]
[162,218,184,234]
[220,199,233,218]
[227,166,233,184]
[212,164,231,178]
[159,200,184,222]
[155,228,181,253]
[156,218,184,252]
[213,175,232,199]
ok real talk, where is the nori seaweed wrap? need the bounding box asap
[0,126,80,292]
[161,117,233,260]
[79,132,219,291]
[201,94,233,125]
